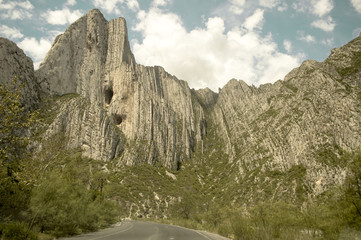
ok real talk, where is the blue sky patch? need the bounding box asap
[0,0,360,91]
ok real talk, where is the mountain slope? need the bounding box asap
[213,35,360,193]
[0,9,361,238]
[0,37,40,109]
[35,9,205,168]
[2,9,359,194]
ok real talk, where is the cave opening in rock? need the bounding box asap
[104,87,114,104]
[112,113,126,125]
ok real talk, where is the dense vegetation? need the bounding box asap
[0,80,118,239]
[1,78,360,239]
[168,151,361,240]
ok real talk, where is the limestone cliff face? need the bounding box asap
[112,64,206,168]
[36,9,205,168]
[0,37,40,109]
[209,35,361,194]
[36,9,124,162]
[36,9,109,102]
[2,9,360,197]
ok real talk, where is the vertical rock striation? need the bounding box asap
[1,8,361,200]
[36,9,205,168]
[209,35,361,194]
[0,37,40,109]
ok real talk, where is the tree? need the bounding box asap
[344,150,361,229]
[0,77,38,220]
[30,168,118,237]
[0,77,38,170]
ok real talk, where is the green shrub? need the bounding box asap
[231,215,255,240]
[0,222,38,240]
[30,169,118,237]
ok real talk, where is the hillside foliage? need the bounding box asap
[0,79,118,239]
[1,78,361,239]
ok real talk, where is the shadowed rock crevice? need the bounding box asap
[104,86,114,104]
[28,8,361,175]
[112,113,126,125]
[32,9,204,167]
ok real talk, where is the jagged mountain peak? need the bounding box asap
[32,8,361,171]
[1,9,361,231]
[33,9,205,168]
[36,8,135,101]
[0,37,40,109]
[1,8,361,178]
[194,87,218,110]
[220,78,256,95]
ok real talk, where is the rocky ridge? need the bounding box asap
[0,37,40,109]
[0,9,360,197]
[207,35,361,196]
[35,9,205,168]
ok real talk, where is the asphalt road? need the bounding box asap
[58,221,230,240]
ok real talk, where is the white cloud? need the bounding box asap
[243,9,264,31]
[127,0,139,11]
[322,38,334,46]
[353,28,361,37]
[92,0,138,14]
[229,0,246,15]
[259,0,280,8]
[311,16,335,32]
[292,0,308,13]
[258,52,300,84]
[301,35,316,43]
[0,25,24,39]
[0,0,33,19]
[298,31,316,43]
[42,8,83,25]
[0,0,33,10]
[18,37,52,69]
[132,8,301,91]
[292,0,333,17]
[93,0,124,14]
[350,0,361,13]
[152,0,170,7]
[312,0,333,17]
[283,40,292,53]
[65,0,77,6]
[277,2,288,11]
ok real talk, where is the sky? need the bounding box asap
[0,0,360,91]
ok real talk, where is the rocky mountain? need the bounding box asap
[35,9,205,168]
[0,37,40,109]
[1,8,360,200]
[210,45,361,195]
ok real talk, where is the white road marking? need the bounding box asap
[88,222,134,240]
[195,231,213,240]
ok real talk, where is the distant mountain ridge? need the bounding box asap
[0,8,360,198]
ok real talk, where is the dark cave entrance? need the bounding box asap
[112,113,126,125]
[104,86,114,104]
